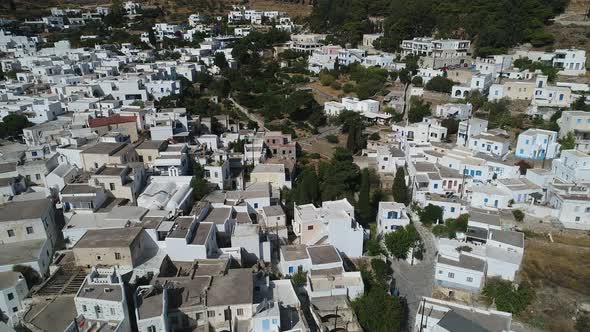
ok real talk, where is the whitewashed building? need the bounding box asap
[515,128,560,160]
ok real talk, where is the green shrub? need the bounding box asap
[343,82,355,93]
[320,73,336,86]
[482,278,535,315]
[331,81,342,90]
[326,134,339,144]
[369,132,381,141]
[512,209,525,222]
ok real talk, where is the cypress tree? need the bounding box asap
[294,167,320,205]
[346,121,364,153]
[357,168,371,226]
[346,122,358,152]
[392,167,410,206]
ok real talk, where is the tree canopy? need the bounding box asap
[408,97,432,123]
[353,258,404,332]
[482,278,535,315]
[291,167,321,205]
[319,148,361,201]
[0,114,33,138]
[392,167,410,206]
[310,0,566,55]
[425,76,456,94]
[384,224,421,260]
[560,132,576,150]
[419,204,444,226]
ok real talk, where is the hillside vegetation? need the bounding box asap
[309,0,568,55]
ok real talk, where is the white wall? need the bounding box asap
[435,261,484,292]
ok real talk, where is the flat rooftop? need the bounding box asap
[0,239,46,267]
[489,230,524,248]
[106,206,149,221]
[0,199,50,222]
[81,142,126,155]
[202,207,232,224]
[208,269,253,306]
[262,205,284,217]
[498,178,541,191]
[95,166,126,176]
[191,222,213,245]
[0,271,24,289]
[78,281,123,302]
[135,140,166,150]
[74,227,142,249]
[24,296,76,332]
[469,209,501,227]
[161,276,211,309]
[281,244,310,261]
[168,217,194,239]
[438,254,486,272]
[307,245,341,265]
[438,310,490,332]
[421,297,512,332]
[62,184,101,195]
[137,287,164,320]
[252,164,284,173]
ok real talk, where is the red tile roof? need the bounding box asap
[88,115,137,128]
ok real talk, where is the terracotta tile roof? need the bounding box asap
[88,115,136,128]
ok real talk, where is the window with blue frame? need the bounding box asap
[470,170,475,176]
[475,170,482,176]
[288,266,294,273]
[254,203,258,208]
[544,139,547,143]
[262,320,270,330]
[526,139,529,144]
[577,119,582,123]
[434,184,438,189]
[494,146,498,150]
[464,169,469,174]
[272,319,278,325]
[519,149,524,154]
[450,207,455,212]
[484,198,489,203]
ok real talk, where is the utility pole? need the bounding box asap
[460,165,467,200]
[419,298,426,332]
[541,135,551,169]
[498,56,506,84]
[228,306,233,332]
[73,316,80,332]
[463,116,471,147]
